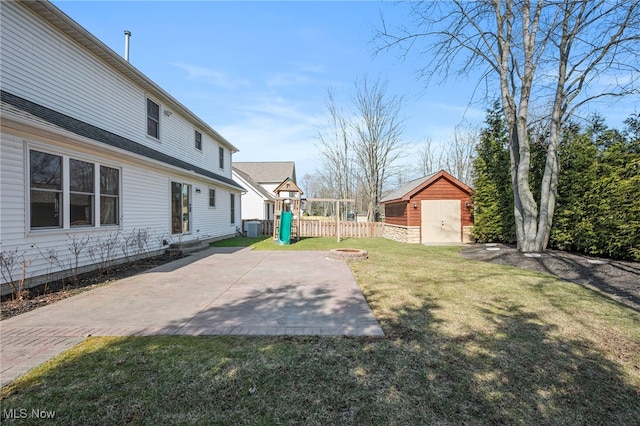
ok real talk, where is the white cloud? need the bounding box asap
[266,63,326,88]
[213,94,323,178]
[171,62,249,89]
[234,94,317,126]
[266,72,313,88]
[221,116,319,177]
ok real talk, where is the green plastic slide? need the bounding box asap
[277,211,292,245]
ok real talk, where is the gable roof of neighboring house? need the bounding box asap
[380,170,473,204]
[1,91,244,191]
[232,167,275,201]
[233,162,296,184]
[19,1,238,154]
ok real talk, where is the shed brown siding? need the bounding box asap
[407,176,473,227]
[384,202,408,226]
[381,170,474,243]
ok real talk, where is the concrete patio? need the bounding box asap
[1,247,383,387]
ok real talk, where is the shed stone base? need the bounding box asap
[383,224,474,244]
[383,224,421,244]
[463,226,473,243]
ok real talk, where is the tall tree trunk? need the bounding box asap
[500,0,544,252]
[513,116,539,252]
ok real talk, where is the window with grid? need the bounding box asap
[195,130,202,150]
[147,98,160,139]
[30,151,63,228]
[230,193,235,224]
[219,147,224,169]
[29,150,120,229]
[100,166,119,225]
[69,159,95,226]
[209,188,216,207]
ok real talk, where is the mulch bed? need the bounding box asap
[1,253,184,320]
[461,243,640,311]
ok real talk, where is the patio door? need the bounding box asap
[171,182,191,234]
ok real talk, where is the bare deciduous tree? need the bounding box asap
[315,78,406,221]
[315,88,354,202]
[442,125,478,186]
[351,77,405,221]
[378,0,640,251]
[417,138,442,177]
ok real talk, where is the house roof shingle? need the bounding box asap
[20,1,238,154]
[380,173,437,203]
[233,162,296,184]
[232,167,275,201]
[1,91,244,191]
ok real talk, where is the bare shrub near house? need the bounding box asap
[67,234,90,284]
[33,234,91,287]
[87,232,121,274]
[122,228,153,262]
[0,248,31,300]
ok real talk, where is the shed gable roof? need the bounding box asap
[380,170,472,204]
[233,162,296,184]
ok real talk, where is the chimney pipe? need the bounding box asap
[124,30,131,62]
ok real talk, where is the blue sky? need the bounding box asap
[52,1,637,182]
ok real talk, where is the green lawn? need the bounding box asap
[2,238,639,425]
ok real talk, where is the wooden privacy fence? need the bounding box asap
[300,220,383,238]
[243,219,384,238]
[242,220,274,236]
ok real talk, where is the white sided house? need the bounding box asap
[232,162,297,221]
[0,1,245,294]
[232,167,275,221]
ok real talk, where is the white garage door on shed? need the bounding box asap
[421,200,461,243]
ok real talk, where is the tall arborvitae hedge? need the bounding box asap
[473,109,639,260]
[551,115,640,260]
[471,101,515,243]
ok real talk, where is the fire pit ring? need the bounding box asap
[327,248,368,261]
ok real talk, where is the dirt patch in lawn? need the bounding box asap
[1,253,185,321]
[461,243,640,311]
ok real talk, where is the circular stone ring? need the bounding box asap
[327,248,368,260]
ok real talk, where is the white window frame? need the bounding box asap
[147,97,160,139]
[208,188,216,208]
[219,147,224,170]
[27,147,121,233]
[99,165,120,226]
[171,182,192,235]
[230,193,235,224]
[195,130,202,151]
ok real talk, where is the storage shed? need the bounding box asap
[381,170,473,244]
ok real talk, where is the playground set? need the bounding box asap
[272,178,303,245]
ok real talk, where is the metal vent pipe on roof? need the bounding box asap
[124,30,131,62]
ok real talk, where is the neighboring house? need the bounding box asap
[232,162,296,221]
[232,167,275,221]
[381,170,473,244]
[0,1,244,293]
